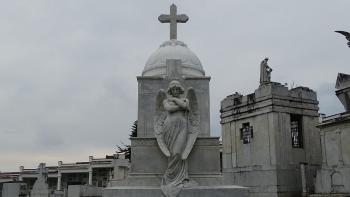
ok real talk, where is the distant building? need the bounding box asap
[0,154,128,195]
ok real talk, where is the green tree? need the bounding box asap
[116,121,137,161]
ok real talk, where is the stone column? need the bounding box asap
[300,163,308,196]
[89,156,93,185]
[320,131,327,166]
[18,166,24,181]
[57,161,62,191]
[57,173,62,191]
[336,129,344,166]
[88,168,93,185]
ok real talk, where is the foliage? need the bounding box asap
[116,120,137,161]
[130,120,137,137]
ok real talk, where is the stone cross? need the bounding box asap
[158,4,189,40]
[37,163,47,175]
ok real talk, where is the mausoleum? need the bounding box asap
[104,4,248,197]
[315,73,350,195]
[220,59,322,197]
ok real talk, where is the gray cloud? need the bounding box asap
[0,1,349,171]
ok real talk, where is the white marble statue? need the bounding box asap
[154,80,200,197]
[260,57,273,84]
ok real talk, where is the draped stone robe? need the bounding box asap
[161,98,189,197]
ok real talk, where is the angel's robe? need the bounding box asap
[161,98,189,197]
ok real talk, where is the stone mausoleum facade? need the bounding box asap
[315,73,350,195]
[220,79,322,197]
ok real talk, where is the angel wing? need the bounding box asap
[181,88,200,160]
[335,31,350,40]
[154,89,171,157]
[335,31,350,38]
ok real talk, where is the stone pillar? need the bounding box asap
[89,156,93,185]
[57,161,62,191]
[300,163,308,196]
[113,154,129,180]
[88,168,93,185]
[336,129,344,166]
[18,166,24,181]
[57,173,62,191]
[320,131,327,166]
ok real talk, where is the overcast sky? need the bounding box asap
[0,0,349,172]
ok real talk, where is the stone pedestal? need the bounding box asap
[103,186,249,197]
[51,190,64,197]
[105,137,250,196]
[109,137,222,187]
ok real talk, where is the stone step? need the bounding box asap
[309,194,350,197]
[103,185,249,197]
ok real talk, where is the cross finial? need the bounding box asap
[37,163,47,175]
[158,4,189,40]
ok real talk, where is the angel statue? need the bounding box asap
[154,80,200,197]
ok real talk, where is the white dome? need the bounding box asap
[142,40,205,77]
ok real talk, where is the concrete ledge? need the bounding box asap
[103,185,249,197]
[309,194,350,197]
[110,174,224,187]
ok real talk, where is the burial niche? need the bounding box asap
[290,114,304,148]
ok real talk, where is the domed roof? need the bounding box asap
[142,40,205,77]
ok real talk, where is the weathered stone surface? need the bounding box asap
[103,185,249,197]
[107,154,130,184]
[109,137,222,188]
[335,73,350,112]
[220,81,322,197]
[51,190,64,197]
[336,73,350,90]
[316,113,350,194]
[138,59,210,137]
[130,137,220,176]
[68,185,102,197]
[1,182,21,197]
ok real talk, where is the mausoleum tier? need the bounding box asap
[142,39,205,77]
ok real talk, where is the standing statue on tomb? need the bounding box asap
[260,57,273,85]
[154,80,200,197]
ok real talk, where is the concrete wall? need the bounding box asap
[316,119,350,194]
[68,185,102,197]
[1,183,20,197]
